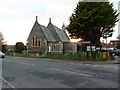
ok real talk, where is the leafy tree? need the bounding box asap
[66,1,119,46]
[15,42,25,53]
[2,44,7,53]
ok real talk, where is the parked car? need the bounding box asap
[112,49,120,56]
[115,49,120,56]
[0,51,5,58]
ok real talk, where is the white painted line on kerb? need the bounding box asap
[49,68,93,78]
[0,77,15,88]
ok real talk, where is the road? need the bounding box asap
[1,56,119,89]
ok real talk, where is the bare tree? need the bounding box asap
[0,32,4,43]
[0,32,6,51]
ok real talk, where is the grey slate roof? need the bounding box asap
[40,25,56,42]
[47,22,70,42]
[52,25,70,42]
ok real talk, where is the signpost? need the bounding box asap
[79,41,91,58]
[78,41,97,59]
[79,41,91,52]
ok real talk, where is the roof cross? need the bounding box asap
[36,16,38,22]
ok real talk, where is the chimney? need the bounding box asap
[62,22,65,30]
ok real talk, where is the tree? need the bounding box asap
[0,32,4,45]
[15,42,25,53]
[66,1,119,46]
[0,32,7,52]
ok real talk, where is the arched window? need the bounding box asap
[32,37,34,47]
[35,37,37,47]
[38,39,41,47]
[32,36,41,47]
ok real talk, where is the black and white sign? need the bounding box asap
[87,46,91,51]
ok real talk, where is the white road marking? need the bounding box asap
[92,65,100,66]
[70,63,75,64]
[2,60,36,66]
[113,67,118,69]
[12,57,22,59]
[84,64,91,66]
[0,77,15,88]
[74,63,118,69]
[98,65,118,69]
[20,62,36,66]
[49,67,93,78]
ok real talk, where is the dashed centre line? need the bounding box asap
[20,62,36,66]
[49,67,93,78]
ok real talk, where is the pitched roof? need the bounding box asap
[40,25,56,42]
[52,25,70,42]
[47,22,61,42]
[47,20,70,42]
[28,17,70,43]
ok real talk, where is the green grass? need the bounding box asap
[5,52,115,61]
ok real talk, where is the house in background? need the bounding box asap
[27,16,77,55]
[5,45,15,52]
[108,40,120,49]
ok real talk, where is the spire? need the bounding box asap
[62,22,65,30]
[49,18,51,23]
[35,16,38,22]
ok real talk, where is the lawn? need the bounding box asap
[5,52,114,61]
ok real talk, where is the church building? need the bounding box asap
[27,16,77,55]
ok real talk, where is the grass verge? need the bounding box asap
[5,52,115,61]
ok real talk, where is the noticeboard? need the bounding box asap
[92,46,96,51]
[87,46,91,51]
[87,46,96,51]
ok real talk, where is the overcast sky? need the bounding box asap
[0,0,119,45]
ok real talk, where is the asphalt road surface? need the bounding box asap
[1,56,119,89]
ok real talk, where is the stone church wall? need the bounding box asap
[63,42,77,54]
